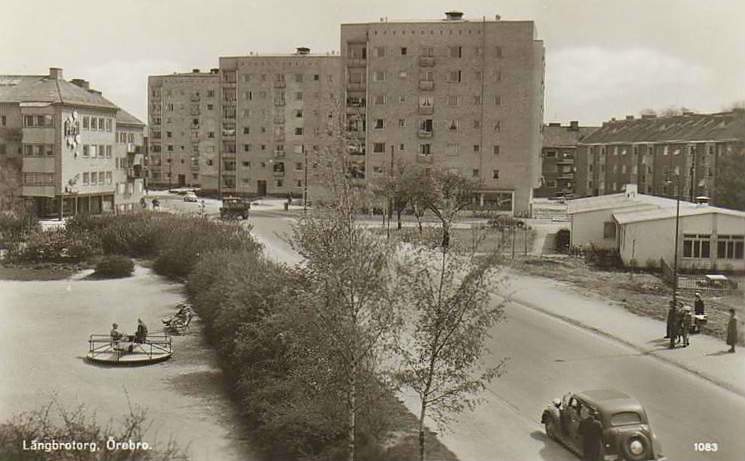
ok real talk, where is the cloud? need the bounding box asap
[546,47,715,123]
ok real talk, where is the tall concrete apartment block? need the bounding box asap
[148,69,220,189]
[0,68,145,217]
[218,49,341,197]
[341,11,545,215]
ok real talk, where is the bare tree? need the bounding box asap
[397,248,507,460]
[418,168,478,249]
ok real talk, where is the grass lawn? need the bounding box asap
[510,256,745,345]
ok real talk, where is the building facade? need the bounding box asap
[535,121,596,198]
[575,111,745,203]
[114,109,146,213]
[147,69,220,190]
[340,11,545,215]
[0,68,145,217]
[217,49,342,197]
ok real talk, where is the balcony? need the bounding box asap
[346,82,366,91]
[418,105,434,115]
[417,129,433,139]
[190,124,200,131]
[190,109,200,116]
[346,97,366,108]
[190,95,200,102]
[191,164,200,171]
[126,143,138,154]
[222,129,236,138]
[558,158,575,165]
[274,134,286,142]
[418,56,435,67]
[347,58,367,67]
[127,165,144,179]
[273,114,285,124]
[418,80,435,91]
[348,130,366,139]
[222,151,236,158]
[274,150,286,158]
[417,154,433,164]
[274,81,286,89]
[273,170,285,177]
[274,99,286,107]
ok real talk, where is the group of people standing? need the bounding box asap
[665,293,739,353]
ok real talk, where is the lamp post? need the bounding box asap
[668,173,682,307]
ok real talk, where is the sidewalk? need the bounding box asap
[500,271,745,396]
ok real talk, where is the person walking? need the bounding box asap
[694,292,705,316]
[727,309,739,353]
[578,408,604,461]
[665,300,676,339]
[680,307,692,347]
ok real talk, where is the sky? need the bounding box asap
[1,0,744,126]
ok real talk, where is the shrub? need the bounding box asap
[94,254,134,278]
[0,210,40,246]
[8,227,100,263]
[0,400,189,461]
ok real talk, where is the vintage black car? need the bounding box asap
[541,389,665,461]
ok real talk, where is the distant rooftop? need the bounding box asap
[580,110,745,145]
[543,123,598,147]
[116,108,145,127]
[0,68,119,110]
[343,11,529,25]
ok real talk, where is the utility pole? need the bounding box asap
[303,148,308,215]
[672,173,681,307]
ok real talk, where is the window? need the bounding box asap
[717,235,744,260]
[374,46,386,57]
[295,127,303,136]
[398,119,406,128]
[90,172,97,184]
[419,119,433,133]
[421,47,434,57]
[603,222,616,239]
[447,120,459,131]
[446,71,462,83]
[472,95,482,105]
[495,46,503,58]
[493,145,501,155]
[294,73,303,83]
[374,95,386,105]
[446,144,459,157]
[82,116,89,129]
[448,46,462,58]
[106,172,112,184]
[419,95,433,107]
[399,144,405,151]
[294,144,304,154]
[475,71,482,81]
[473,145,480,152]
[243,144,252,152]
[295,91,303,101]
[447,95,460,106]
[373,71,386,82]
[545,151,557,158]
[493,169,500,179]
[295,109,303,118]
[1,115,5,126]
[295,162,303,171]
[472,169,479,178]
[83,172,89,185]
[420,70,434,81]
[684,234,711,259]
[373,143,385,153]
[106,145,112,158]
[419,144,431,156]
[400,47,407,55]
[91,118,98,130]
[374,119,384,129]
[494,96,502,106]
[473,120,481,129]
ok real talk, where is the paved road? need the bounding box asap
[248,213,745,461]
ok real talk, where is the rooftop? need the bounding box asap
[567,190,687,215]
[613,203,745,225]
[0,72,119,110]
[580,110,745,145]
[543,124,598,147]
[116,108,145,127]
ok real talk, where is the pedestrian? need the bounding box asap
[665,300,676,339]
[694,292,705,316]
[139,197,147,209]
[134,318,148,344]
[578,408,604,461]
[727,309,739,353]
[668,303,679,349]
[681,306,692,347]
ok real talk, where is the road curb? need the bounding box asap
[494,290,745,399]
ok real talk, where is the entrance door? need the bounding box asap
[257,180,267,197]
[178,174,186,187]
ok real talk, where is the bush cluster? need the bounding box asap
[0,211,40,247]
[8,227,100,263]
[94,254,135,278]
[186,251,396,460]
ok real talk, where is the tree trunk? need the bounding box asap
[442,221,450,249]
[348,364,356,461]
[397,208,402,230]
[418,400,427,461]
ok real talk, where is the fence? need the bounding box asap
[659,258,734,295]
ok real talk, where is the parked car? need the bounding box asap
[541,389,665,461]
[183,191,198,202]
[219,197,250,220]
[487,214,525,230]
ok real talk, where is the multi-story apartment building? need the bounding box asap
[0,68,145,217]
[147,69,220,190]
[535,121,596,198]
[340,11,545,215]
[575,110,745,203]
[114,109,146,212]
[217,48,341,197]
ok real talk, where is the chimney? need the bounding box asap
[548,122,561,127]
[625,115,634,120]
[210,68,219,74]
[695,196,710,206]
[569,121,579,131]
[445,11,464,20]
[296,47,310,56]
[70,78,89,90]
[49,67,63,80]
[192,68,200,73]
[624,184,639,198]
[495,14,501,20]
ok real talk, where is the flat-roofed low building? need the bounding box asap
[0,68,144,217]
[567,184,745,271]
